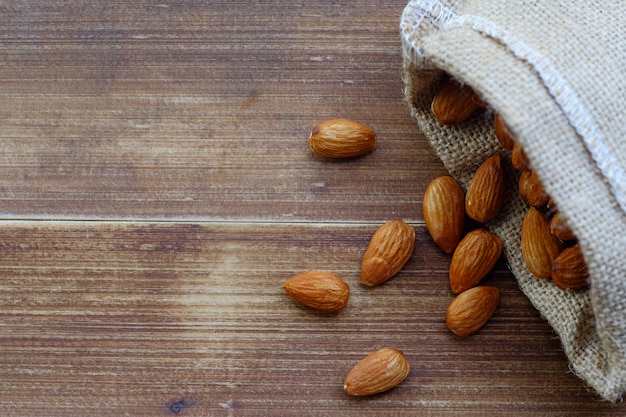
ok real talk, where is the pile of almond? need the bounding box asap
[423,159,503,337]
[428,77,590,299]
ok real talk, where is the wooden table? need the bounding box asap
[0,1,623,416]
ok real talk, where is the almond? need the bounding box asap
[282,271,350,312]
[550,212,577,241]
[518,170,550,208]
[511,140,531,171]
[431,79,479,125]
[361,219,415,286]
[547,198,558,214]
[465,154,506,223]
[446,285,500,337]
[493,113,515,151]
[521,207,564,279]
[344,348,410,396]
[449,228,502,294]
[472,90,488,109]
[423,176,465,253]
[551,243,589,290]
[308,118,376,158]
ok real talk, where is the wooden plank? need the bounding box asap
[0,0,441,221]
[0,221,620,416]
[1,1,623,415]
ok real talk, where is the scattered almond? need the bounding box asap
[344,348,410,396]
[361,219,416,286]
[423,176,465,253]
[493,113,515,151]
[521,207,564,279]
[282,271,350,312]
[308,118,376,158]
[465,154,507,223]
[519,170,549,208]
[449,228,502,294]
[431,79,479,125]
[446,286,500,337]
[551,243,589,290]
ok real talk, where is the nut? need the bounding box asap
[547,198,558,214]
[465,154,507,223]
[493,113,515,151]
[449,228,502,294]
[550,212,577,241]
[431,79,479,125]
[344,348,410,396]
[282,271,350,312]
[361,219,416,286]
[521,207,564,279]
[551,243,589,290]
[511,140,531,172]
[518,170,550,208]
[446,285,500,337]
[472,91,488,109]
[308,118,376,158]
[423,176,465,253]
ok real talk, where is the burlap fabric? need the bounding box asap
[400,0,626,402]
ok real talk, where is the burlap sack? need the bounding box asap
[400,0,626,402]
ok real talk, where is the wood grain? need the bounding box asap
[0,1,623,416]
[0,0,439,221]
[0,221,619,416]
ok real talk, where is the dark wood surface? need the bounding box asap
[0,1,623,416]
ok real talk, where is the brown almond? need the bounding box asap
[282,271,350,312]
[431,79,479,125]
[446,286,500,337]
[449,228,503,294]
[493,113,515,151]
[308,118,376,158]
[547,198,558,214]
[550,212,577,241]
[361,219,416,286]
[472,90,488,109]
[521,207,564,279]
[511,140,531,171]
[423,176,465,253]
[551,243,589,290]
[465,154,507,223]
[344,348,410,396]
[519,170,550,208]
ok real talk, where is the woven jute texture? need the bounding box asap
[401,0,626,402]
